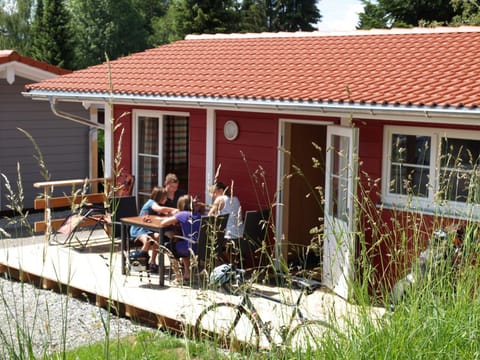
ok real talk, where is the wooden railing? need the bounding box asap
[33,178,111,241]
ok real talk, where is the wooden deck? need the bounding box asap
[0,230,386,347]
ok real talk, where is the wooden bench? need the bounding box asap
[33,178,111,241]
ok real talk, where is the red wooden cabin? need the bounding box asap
[24,27,480,299]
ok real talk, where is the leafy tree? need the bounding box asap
[132,0,171,47]
[358,0,458,29]
[69,0,148,69]
[0,0,34,54]
[239,0,269,32]
[358,0,391,29]
[451,0,480,25]
[29,0,74,69]
[150,3,183,45]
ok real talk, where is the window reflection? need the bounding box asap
[390,134,430,197]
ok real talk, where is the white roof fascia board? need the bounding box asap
[6,64,15,84]
[23,90,480,125]
[0,61,60,84]
[186,26,480,40]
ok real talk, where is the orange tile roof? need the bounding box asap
[0,50,71,75]
[24,27,480,110]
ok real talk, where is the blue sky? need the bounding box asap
[316,0,364,31]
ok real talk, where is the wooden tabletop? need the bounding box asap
[119,215,169,228]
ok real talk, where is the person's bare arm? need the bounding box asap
[159,215,178,227]
[152,203,178,216]
[208,197,225,216]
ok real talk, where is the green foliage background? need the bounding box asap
[3,0,479,70]
[0,0,321,70]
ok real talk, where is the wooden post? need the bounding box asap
[45,186,51,243]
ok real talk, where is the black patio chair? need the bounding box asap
[240,208,271,268]
[197,213,230,270]
[160,214,229,284]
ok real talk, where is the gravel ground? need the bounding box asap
[0,212,158,358]
[0,276,157,358]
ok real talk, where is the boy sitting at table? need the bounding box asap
[130,186,178,273]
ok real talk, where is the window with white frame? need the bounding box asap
[134,110,189,205]
[382,126,480,215]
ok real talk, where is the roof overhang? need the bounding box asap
[0,61,60,84]
[23,90,480,126]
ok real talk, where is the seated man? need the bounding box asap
[208,181,244,264]
[163,173,187,208]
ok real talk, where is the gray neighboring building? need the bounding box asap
[0,50,91,212]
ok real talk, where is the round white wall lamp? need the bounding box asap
[223,120,239,141]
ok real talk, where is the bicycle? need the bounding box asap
[389,225,476,310]
[194,264,338,352]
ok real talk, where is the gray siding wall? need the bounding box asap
[0,76,90,212]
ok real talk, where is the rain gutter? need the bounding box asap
[24,90,480,123]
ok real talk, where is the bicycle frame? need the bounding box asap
[235,280,314,344]
[196,267,330,351]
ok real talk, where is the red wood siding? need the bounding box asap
[355,120,383,204]
[353,118,480,291]
[114,105,133,175]
[187,109,208,198]
[215,111,278,212]
[112,105,206,197]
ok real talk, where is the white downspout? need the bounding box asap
[49,97,104,129]
[49,96,107,189]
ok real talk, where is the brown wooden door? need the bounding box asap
[283,123,326,268]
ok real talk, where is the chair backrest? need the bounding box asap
[110,195,138,237]
[196,213,229,264]
[243,208,271,249]
[115,172,135,197]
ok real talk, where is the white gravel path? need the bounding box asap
[0,273,157,358]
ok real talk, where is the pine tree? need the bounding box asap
[273,0,321,31]
[29,0,46,61]
[28,0,73,69]
[174,0,241,36]
[69,0,148,69]
[133,0,170,47]
[150,3,183,45]
[239,0,269,32]
[238,0,321,33]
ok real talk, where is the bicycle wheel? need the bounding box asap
[287,319,335,352]
[195,302,261,350]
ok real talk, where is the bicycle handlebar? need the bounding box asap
[232,268,322,296]
[290,276,323,295]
